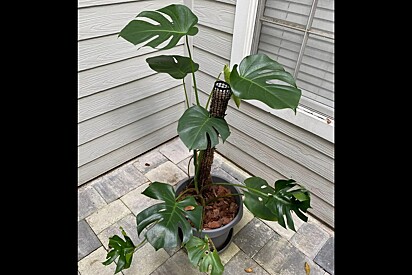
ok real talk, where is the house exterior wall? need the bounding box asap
[192,0,334,228]
[77,0,186,186]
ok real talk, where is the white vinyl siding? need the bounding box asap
[77,0,186,185]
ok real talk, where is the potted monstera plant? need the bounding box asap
[102,3,311,275]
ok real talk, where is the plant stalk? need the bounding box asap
[212,182,269,197]
[185,35,200,106]
[182,77,190,109]
[193,149,199,192]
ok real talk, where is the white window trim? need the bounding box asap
[230,0,334,143]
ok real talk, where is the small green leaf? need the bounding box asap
[223,64,240,108]
[119,4,198,50]
[186,235,224,275]
[146,55,199,79]
[103,228,136,274]
[177,105,230,150]
[223,64,231,84]
[230,53,301,112]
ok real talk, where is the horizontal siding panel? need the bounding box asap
[78,0,183,40]
[193,47,229,80]
[78,102,185,167]
[79,88,185,145]
[196,71,334,158]
[78,45,184,98]
[194,0,235,34]
[78,33,184,71]
[78,0,139,8]
[214,0,236,4]
[308,195,334,228]
[78,122,178,185]
[78,74,181,123]
[194,25,232,60]
[216,140,334,227]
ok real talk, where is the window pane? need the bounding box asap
[264,0,313,27]
[257,23,304,75]
[297,34,334,118]
[311,0,334,34]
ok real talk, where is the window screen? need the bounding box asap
[253,0,334,119]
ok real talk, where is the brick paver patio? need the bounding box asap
[78,137,334,274]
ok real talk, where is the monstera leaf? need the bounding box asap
[230,54,301,112]
[102,227,136,274]
[177,105,230,150]
[136,182,203,250]
[146,55,199,79]
[186,235,224,275]
[243,177,311,231]
[119,4,198,50]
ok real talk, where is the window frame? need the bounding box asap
[230,0,334,143]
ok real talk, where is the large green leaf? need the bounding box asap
[119,4,198,50]
[102,227,136,274]
[136,182,203,250]
[243,177,311,231]
[230,53,301,112]
[146,55,199,79]
[186,235,224,275]
[177,105,230,150]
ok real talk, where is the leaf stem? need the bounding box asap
[187,154,194,176]
[212,182,269,197]
[133,238,148,253]
[193,150,199,192]
[185,35,200,106]
[176,186,198,201]
[182,78,190,109]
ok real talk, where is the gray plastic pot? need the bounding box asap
[175,175,243,253]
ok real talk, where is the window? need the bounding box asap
[230,0,334,142]
[253,0,334,120]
